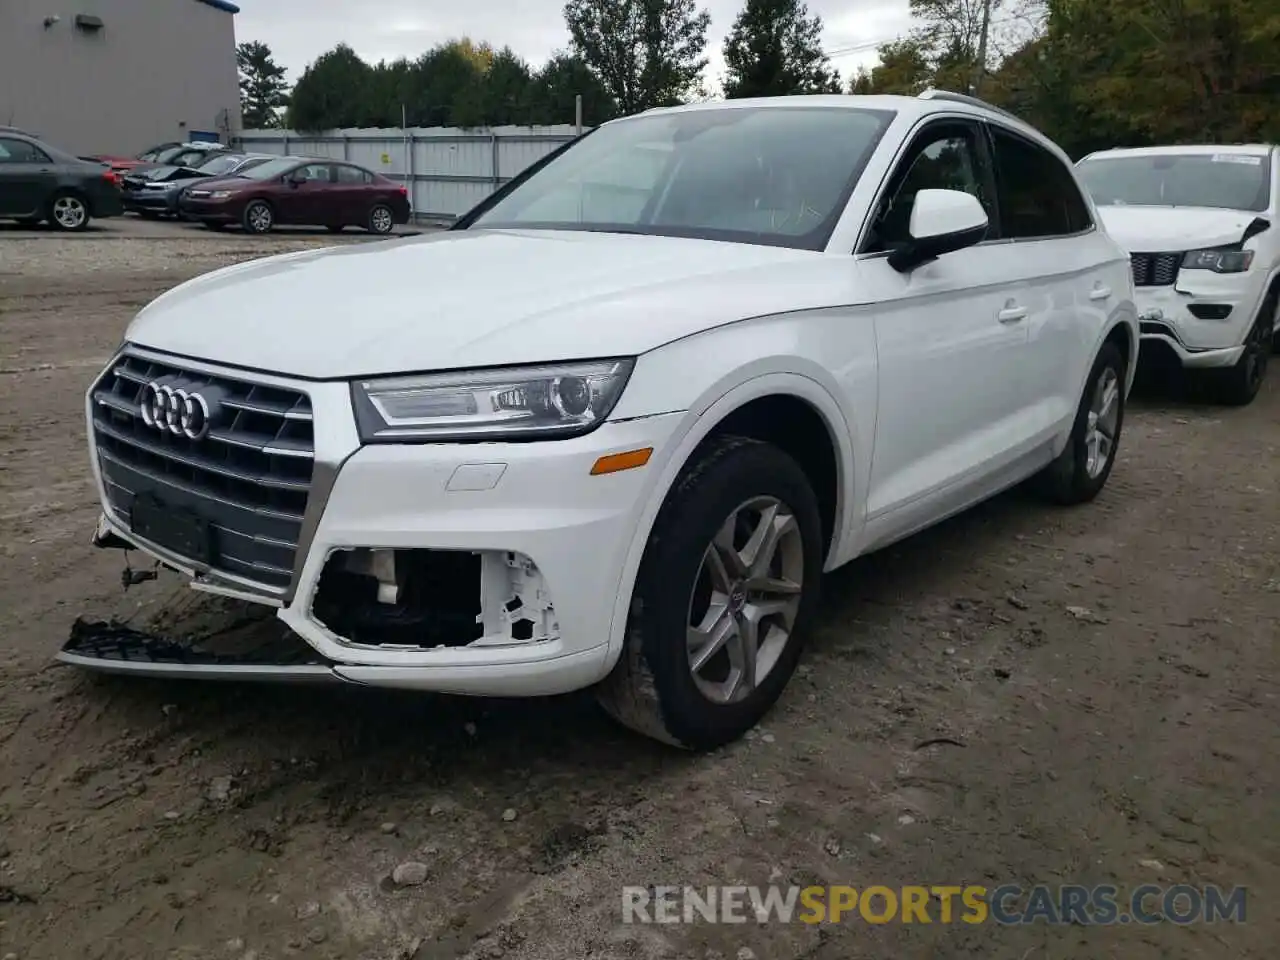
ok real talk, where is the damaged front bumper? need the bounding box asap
[77,381,686,696]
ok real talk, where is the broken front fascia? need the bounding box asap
[314,547,560,650]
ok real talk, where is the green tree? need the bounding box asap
[405,42,488,127]
[722,0,841,97]
[527,51,619,125]
[563,0,712,114]
[237,41,290,128]
[847,38,933,94]
[287,44,373,130]
[481,48,535,125]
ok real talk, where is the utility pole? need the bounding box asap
[972,0,993,96]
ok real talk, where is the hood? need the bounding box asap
[127,164,172,180]
[1096,205,1267,252]
[127,164,177,183]
[126,229,830,378]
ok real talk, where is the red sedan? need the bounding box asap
[177,156,412,234]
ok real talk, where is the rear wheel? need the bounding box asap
[1033,341,1126,505]
[48,191,90,232]
[367,204,394,235]
[242,200,274,234]
[595,436,824,750]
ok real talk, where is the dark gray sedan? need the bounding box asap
[0,132,124,231]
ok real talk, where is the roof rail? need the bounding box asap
[917,88,1024,125]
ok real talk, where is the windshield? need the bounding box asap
[154,146,188,164]
[467,106,895,250]
[197,153,241,174]
[238,157,302,181]
[1077,153,1272,212]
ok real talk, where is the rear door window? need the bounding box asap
[988,125,1093,239]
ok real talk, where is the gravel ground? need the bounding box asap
[0,234,1277,960]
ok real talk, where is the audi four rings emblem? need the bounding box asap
[140,381,213,440]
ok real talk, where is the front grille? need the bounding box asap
[1130,252,1182,287]
[89,352,314,590]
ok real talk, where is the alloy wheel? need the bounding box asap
[686,496,804,705]
[370,206,393,234]
[246,202,272,233]
[53,196,87,230]
[1085,366,1120,479]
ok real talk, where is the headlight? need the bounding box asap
[351,359,635,442]
[209,190,232,200]
[1182,248,1254,273]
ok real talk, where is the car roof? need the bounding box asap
[625,89,1054,151]
[1081,143,1275,161]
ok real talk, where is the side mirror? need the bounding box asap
[887,188,989,273]
[287,174,306,187]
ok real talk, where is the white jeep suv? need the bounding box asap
[1076,144,1278,404]
[76,91,1137,749]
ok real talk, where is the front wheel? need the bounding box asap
[242,200,274,234]
[1033,341,1126,505]
[595,436,824,750]
[1214,300,1272,405]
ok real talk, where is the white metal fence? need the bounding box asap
[233,125,585,222]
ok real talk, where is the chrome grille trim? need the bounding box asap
[89,349,316,591]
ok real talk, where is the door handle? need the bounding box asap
[998,305,1028,323]
[1089,285,1112,301]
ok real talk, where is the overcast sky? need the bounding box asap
[232,0,913,91]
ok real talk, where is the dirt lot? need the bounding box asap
[0,229,1277,960]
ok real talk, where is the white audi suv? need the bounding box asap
[77,91,1138,748]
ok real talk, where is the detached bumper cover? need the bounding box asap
[59,617,340,683]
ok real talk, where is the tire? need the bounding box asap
[1214,300,1272,406]
[367,204,394,235]
[242,200,274,235]
[595,436,824,750]
[1033,341,1126,505]
[326,224,345,233]
[47,191,91,232]
[202,221,226,232]
[136,210,160,220]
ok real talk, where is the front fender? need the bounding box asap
[601,370,857,673]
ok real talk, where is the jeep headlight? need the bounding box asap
[351,359,635,442]
[1182,248,1254,273]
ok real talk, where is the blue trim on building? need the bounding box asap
[192,0,240,13]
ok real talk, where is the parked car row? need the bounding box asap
[131,153,413,235]
[0,131,413,235]
[69,90,1280,751]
